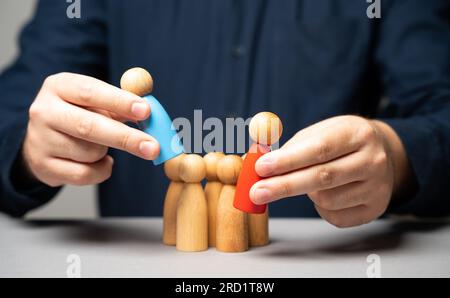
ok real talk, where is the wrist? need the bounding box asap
[370,119,414,199]
[11,140,47,192]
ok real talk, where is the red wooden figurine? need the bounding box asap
[234,112,283,214]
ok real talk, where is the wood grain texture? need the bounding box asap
[163,154,186,246]
[216,185,249,253]
[217,155,242,185]
[163,181,184,246]
[216,155,248,253]
[120,67,153,96]
[176,154,208,252]
[204,152,225,247]
[176,183,208,252]
[204,152,225,181]
[205,181,222,247]
[179,154,206,183]
[248,208,269,247]
[249,112,283,146]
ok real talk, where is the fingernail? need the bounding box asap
[131,102,149,118]
[139,141,156,159]
[251,188,272,205]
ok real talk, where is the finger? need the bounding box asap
[86,107,130,123]
[315,205,375,228]
[250,150,370,204]
[282,116,350,148]
[47,72,150,121]
[46,130,108,163]
[47,99,160,160]
[45,155,114,186]
[256,119,364,177]
[308,181,373,211]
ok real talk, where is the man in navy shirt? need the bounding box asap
[0,0,449,227]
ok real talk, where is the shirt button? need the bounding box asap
[231,46,245,58]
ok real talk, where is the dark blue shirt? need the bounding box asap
[1,0,449,217]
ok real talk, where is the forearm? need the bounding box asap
[379,115,450,217]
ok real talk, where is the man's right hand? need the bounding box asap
[23,72,160,187]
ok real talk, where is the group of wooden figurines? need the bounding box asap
[119,67,282,253]
[162,110,283,253]
[162,152,269,253]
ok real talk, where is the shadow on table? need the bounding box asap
[263,220,449,259]
[22,220,162,244]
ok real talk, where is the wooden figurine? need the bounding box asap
[203,152,225,247]
[240,153,270,247]
[176,154,208,252]
[120,67,154,96]
[248,209,269,246]
[120,67,184,165]
[234,112,283,214]
[163,153,186,246]
[216,155,248,253]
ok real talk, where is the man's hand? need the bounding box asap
[23,73,160,187]
[250,116,412,228]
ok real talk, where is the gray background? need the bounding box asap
[0,0,97,219]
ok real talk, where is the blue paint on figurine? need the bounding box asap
[139,95,184,165]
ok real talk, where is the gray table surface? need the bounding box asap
[1,214,449,278]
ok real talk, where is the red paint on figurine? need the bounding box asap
[234,143,270,214]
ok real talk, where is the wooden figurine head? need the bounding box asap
[120,67,154,96]
[249,112,283,146]
[179,154,206,183]
[164,153,186,182]
[217,155,243,185]
[203,152,225,182]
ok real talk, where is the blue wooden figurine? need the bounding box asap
[121,67,184,165]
